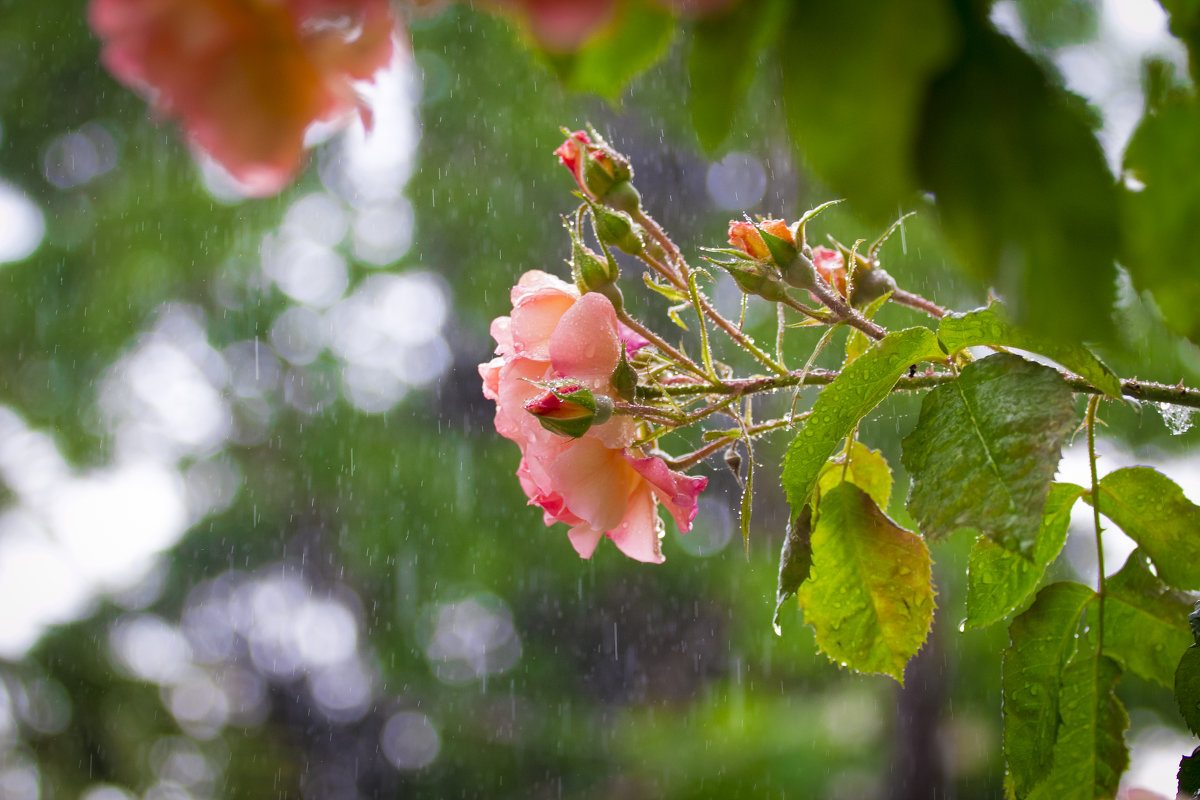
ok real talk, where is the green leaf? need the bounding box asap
[778,0,958,222]
[1120,92,1200,343]
[902,354,1077,553]
[1180,746,1200,797]
[1002,581,1096,798]
[1157,0,1200,84]
[1101,550,1195,688]
[782,327,942,514]
[1176,646,1200,737]
[1028,654,1128,800]
[1012,0,1099,48]
[917,24,1118,342]
[796,483,934,682]
[774,504,813,633]
[817,440,893,511]
[688,0,784,152]
[937,302,1122,398]
[1088,467,1200,590]
[964,482,1084,630]
[548,0,676,99]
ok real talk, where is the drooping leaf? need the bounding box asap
[1176,646,1200,737]
[548,0,676,99]
[1002,581,1096,797]
[917,23,1118,342]
[902,354,1077,553]
[1120,91,1200,343]
[778,0,958,222]
[937,302,1122,397]
[1101,550,1195,688]
[1088,467,1200,590]
[1027,653,1128,800]
[964,482,1084,630]
[782,327,943,514]
[1180,746,1200,797]
[688,0,785,152]
[774,504,813,633]
[817,440,893,511]
[796,482,934,682]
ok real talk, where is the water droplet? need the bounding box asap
[957,620,967,633]
[1158,402,1195,435]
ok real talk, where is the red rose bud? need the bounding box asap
[554,129,640,213]
[525,384,613,438]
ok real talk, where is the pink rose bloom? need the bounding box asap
[90,0,398,196]
[812,245,847,297]
[480,270,707,563]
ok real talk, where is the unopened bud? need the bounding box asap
[571,237,619,291]
[723,260,789,303]
[525,383,613,438]
[612,344,638,401]
[592,206,645,255]
[849,265,896,307]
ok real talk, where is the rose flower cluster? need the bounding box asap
[479,271,706,563]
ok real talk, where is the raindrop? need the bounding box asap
[1157,402,1194,435]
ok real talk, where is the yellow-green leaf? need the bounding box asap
[797,482,934,683]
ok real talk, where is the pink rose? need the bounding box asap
[480,270,707,563]
[812,245,847,297]
[90,0,397,196]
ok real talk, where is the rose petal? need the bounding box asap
[548,292,620,386]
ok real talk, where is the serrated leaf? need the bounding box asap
[902,353,1076,553]
[937,302,1122,397]
[1121,92,1200,343]
[688,0,785,152]
[1101,550,1195,688]
[779,0,957,222]
[1176,647,1200,737]
[1003,581,1096,797]
[1180,746,1200,796]
[782,327,943,514]
[1027,653,1128,800]
[643,272,687,303]
[817,440,892,511]
[548,0,676,99]
[1088,467,1200,590]
[774,504,813,632]
[796,483,933,682]
[964,482,1084,630]
[917,24,1117,342]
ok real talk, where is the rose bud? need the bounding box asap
[524,383,613,438]
[554,129,641,213]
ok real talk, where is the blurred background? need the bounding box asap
[1,0,1199,797]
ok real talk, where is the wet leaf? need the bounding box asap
[1120,92,1200,343]
[549,0,676,99]
[917,24,1117,342]
[964,482,1084,630]
[1180,746,1200,796]
[774,504,813,632]
[937,302,1122,397]
[902,354,1076,553]
[1176,647,1200,737]
[782,327,942,514]
[1087,467,1200,590]
[1002,581,1096,798]
[1027,653,1128,800]
[1101,550,1194,688]
[779,0,958,222]
[688,0,784,152]
[797,483,933,682]
[816,440,892,511]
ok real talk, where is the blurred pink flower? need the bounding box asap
[90,0,398,196]
[480,270,707,563]
[481,0,615,52]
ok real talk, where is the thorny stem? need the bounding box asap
[1087,394,1106,656]
[892,288,947,319]
[638,366,1200,409]
[635,208,792,377]
[664,412,809,471]
[806,271,888,340]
